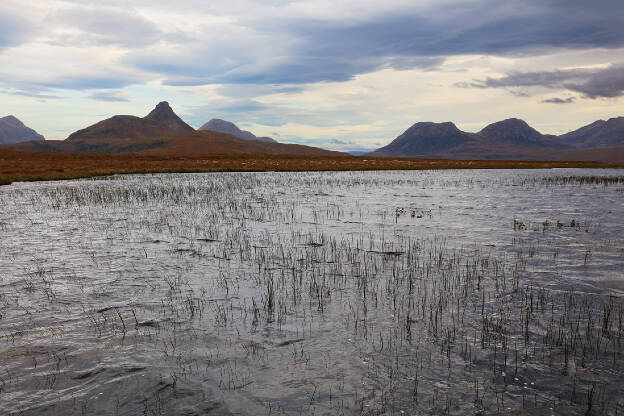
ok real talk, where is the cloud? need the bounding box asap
[467,68,592,89]
[216,84,305,99]
[183,97,374,128]
[5,0,624,92]
[0,10,36,51]
[564,65,624,98]
[122,0,624,86]
[1,89,62,99]
[89,91,130,102]
[542,97,575,104]
[0,71,142,92]
[463,64,624,98]
[0,70,143,107]
[47,6,164,47]
[329,138,354,145]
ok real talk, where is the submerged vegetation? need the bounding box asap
[0,169,622,415]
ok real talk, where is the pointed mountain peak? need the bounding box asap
[1,115,24,126]
[150,101,173,114]
[143,101,193,132]
[144,101,173,120]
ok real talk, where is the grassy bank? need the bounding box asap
[1,148,622,185]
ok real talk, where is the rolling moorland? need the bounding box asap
[0,102,623,185]
[2,147,617,186]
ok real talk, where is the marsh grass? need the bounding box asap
[0,169,622,415]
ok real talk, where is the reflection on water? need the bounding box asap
[0,169,623,415]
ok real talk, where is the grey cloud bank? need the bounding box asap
[121,0,624,86]
[3,0,624,90]
[465,65,624,99]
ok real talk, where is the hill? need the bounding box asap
[0,116,45,144]
[199,119,277,143]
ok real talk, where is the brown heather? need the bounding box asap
[1,148,622,186]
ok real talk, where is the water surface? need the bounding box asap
[0,169,623,415]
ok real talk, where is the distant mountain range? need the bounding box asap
[3,102,342,157]
[2,102,624,161]
[0,115,45,144]
[369,117,624,161]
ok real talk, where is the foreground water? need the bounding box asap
[0,169,623,415]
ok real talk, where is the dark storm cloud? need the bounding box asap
[465,65,624,98]
[124,0,624,86]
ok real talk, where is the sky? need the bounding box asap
[1,0,623,151]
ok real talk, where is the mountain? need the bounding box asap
[368,117,624,160]
[4,101,343,157]
[143,101,193,133]
[479,118,566,148]
[3,130,345,157]
[67,101,192,141]
[0,115,45,144]
[370,122,476,157]
[559,117,624,148]
[67,115,172,141]
[199,119,277,143]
